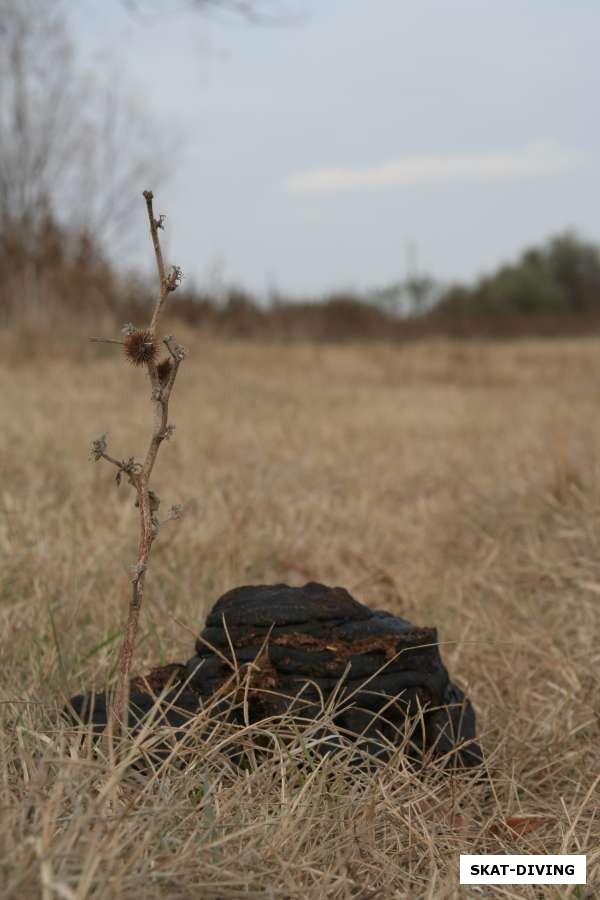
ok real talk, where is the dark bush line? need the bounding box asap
[162,293,600,341]
[2,218,600,340]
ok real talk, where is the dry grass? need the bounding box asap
[1,328,599,899]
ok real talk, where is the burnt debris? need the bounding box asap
[67,582,482,768]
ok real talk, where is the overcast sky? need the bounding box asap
[74,1,600,297]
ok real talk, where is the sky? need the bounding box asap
[73,0,600,297]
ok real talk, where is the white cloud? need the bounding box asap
[285,142,594,193]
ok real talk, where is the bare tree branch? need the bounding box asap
[0,0,176,260]
[121,0,304,26]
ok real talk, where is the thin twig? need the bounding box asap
[143,190,182,334]
[143,189,167,296]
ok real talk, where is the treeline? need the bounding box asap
[437,233,600,319]
[3,1,600,341]
[4,216,600,340]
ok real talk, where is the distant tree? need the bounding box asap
[435,232,600,318]
[368,275,438,318]
[0,0,170,255]
[404,274,438,316]
[543,232,600,313]
[474,262,567,315]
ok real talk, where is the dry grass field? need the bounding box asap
[1,328,599,899]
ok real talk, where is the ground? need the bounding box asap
[1,329,599,899]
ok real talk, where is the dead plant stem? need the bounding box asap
[92,190,185,731]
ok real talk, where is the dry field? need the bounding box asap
[1,328,599,899]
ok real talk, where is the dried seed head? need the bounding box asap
[90,433,108,461]
[156,357,172,383]
[123,328,158,366]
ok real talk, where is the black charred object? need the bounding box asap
[66,582,483,768]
